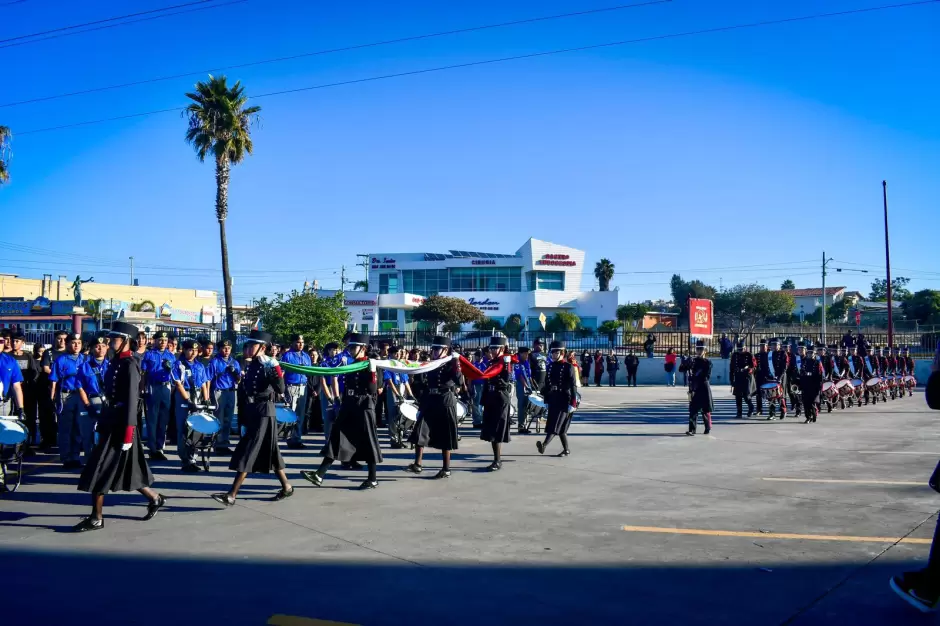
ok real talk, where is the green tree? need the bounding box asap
[869,276,911,302]
[714,284,795,332]
[473,317,503,331]
[669,274,717,326]
[616,303,650,329]
[503,313,523,338]
[903,289,940,324]
[0,125,10,185]
[594,258,615,291]
[251,290,348,349]
[352,280,369,291]
[598,320,621,334]
[412,295,484,326]
[185,75,261,333]
[131,300,156,313]
[780,279,796,290]
[545,311,581,332]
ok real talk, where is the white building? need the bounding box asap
[340,238,618,333]
[778,287,846,315]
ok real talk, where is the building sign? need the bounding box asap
[409,295,425,306]
[195,290,215,299]
[51,301,77,315]
[159,303,173,318]
[370,257,396,270]
[361,308,374,321]
[689,298,713,338]
[0,301,31,315]
[200,306,216,324]
[467,297,500,312]
[345,299,377,306]
[536,254,576,267]
[471,260,496,265]
[170,308,201,323]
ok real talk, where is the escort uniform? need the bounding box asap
[322,353,382,467]
[229,333,286,475]
[140,330,177,458]
[729,341,756,418]
[50,338,87,466]
[409,345,463,453]
[480,338,513,446]
[798,345,825,423]
[209,340,241,452]
[685,341,714,435]
[536,341,578,456]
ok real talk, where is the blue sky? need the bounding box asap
[1,0,938,304]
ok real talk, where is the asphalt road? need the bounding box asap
[1,384,937,625]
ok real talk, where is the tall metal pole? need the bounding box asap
[883,180,894,348]
[129,256,134,286]
[821,250,827,345]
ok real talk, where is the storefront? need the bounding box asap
[352,238,618,332]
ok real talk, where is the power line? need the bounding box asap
[0,0,247,50]
[1,0,670,108]
[0,0,220,44]
[17,0,939,136]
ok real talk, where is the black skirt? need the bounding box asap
[689,384,715,415]
[732,372,757,397]
[322,395,383,464]
[78,424,153,494]
[544,392,574,436]
[409,393,459,451]
[800,380,822,405]
[229,406,285,474]
[480,391,512,444]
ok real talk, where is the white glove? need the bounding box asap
[503,356,511,364]
[121,442,133,451]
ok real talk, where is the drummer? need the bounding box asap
[902,347,916,397]
[480,336,513,471]
[208,335,241,455]
[406,335,463,479]
[74,321,166,531]
[0,338,25,493]
[301,333,383,490]
[536,341,578,456]
[211,330,293,506]
[172,339,209,473]
[514,346,532,435]
[383,346,411,449]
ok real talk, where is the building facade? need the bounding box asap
[342,238,618,333]
[778,287,846,316]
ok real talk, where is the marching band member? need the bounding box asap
[469,349,488,429]
[798,343,825,423]
[74,322,166,532]
[786,342,806,418]
[384,349,407,449]
[208,335,241,455]
[172,339,208,473]
[847,345,865,406]
[140,330,176,461]
[211,330,293,506]
[758,338,788,420]
[729,340,756,418]
[536,341,578,456]
[863,346,886,405]
[754,339,768,415]
[76,333,110,461]
[50,332,87,469]
[406,336,463,479]
[480,336,513,471]
[301,333,383,490]
[683,340,713,436]
[826,344,848,410]
[281,334,312,450]
[902,347,916,397]
[514,346,532,435]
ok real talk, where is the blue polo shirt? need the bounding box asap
[280,349,311,386]
[209,355,241,390]
[0,352,24,400]
[471,358,489,385]
[513,359,531,386]
[78,357,110,397]
[325,350,352,392]
[383,370,402,387]
[50,353,86,392]
[141,349,176,385]
[173,358,207,393]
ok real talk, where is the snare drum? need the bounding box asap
[903,375,917,387]
[852,379,863,388]
[821,381,836,399]
[760,382,782,401]
[186,412,220,436]
[275,406,299,425]
[454,401,468,419]
[526,393,546,409]
[865,377,882,388]
[398,400,419,424]
[0,417,28,446]
[835,379,851,390]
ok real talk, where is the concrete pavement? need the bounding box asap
[1,384,937,625]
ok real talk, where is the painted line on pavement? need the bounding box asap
[762,478,923,486]
[858,451,939,455]
[267,615,358,626]
[621,525,931,544]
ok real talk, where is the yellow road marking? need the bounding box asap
[621,525,931,544]
[267,616,359,626]
[762,478,923,486]
[858,451,938,455]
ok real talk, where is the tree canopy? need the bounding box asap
[251,290,348,349]
[594,259,615,291]
[473,317,503,331]
[502,313,523,338]
[714,284,795,331]
[869,277,911,302]
[670,274,717,325]
[780,279,796,290]
[902,290,940,324]
[545,311,581,332]
[616,303,650,328]
[412,295,484,325]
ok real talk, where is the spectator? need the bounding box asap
[625,349,639,387]
[644,334,656,358]
[719,333,733,359]
[664,348,678,387]
[580,350,592,382]
[841,330,856,350]
[593,350,604,387]
[606,350,619,387]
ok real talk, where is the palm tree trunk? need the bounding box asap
[215,157,235,333]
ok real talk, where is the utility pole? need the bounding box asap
[129,256,134,286]
[883,180,894,348]
[821,251,828,344]
[356,253,370,280]
[340,265,347,292]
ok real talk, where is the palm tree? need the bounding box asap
[594,258,615,291]
[0,125,11,185]
[353,280,369,291]
[184,75,261,332]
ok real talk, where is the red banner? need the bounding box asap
[457,354,519,381]
[689,298,713,337]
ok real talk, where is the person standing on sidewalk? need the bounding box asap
[606,351,619,387]
[593,350,604,387]
[664,348,678,387]
[625,349,639,387]
[280,334,311,450]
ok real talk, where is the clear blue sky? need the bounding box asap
[1,0,938,304]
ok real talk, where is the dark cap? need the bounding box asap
[431,336,451,348]
[695,339,706,349]
[549,340,565,351]
[488,336,508,348]
[218,338,233,348]
[108,321,138,338]
[346,333,368,346]
[93,331,109,345]
[759,339,767,345]
[153,330,169,340]
[736,340,745,349]
[517,346,530,353]
[66,332,82,342]
[246,330,274,345]
[181,339,197,350]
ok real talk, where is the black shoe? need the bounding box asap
[181,464,201,473]
[213,446,233,455]
[891,571,940,613]
[703,429,710,435]
[685,430,695,436]
[536,441,545,454]
[150,450,167,462]
[389,441,404,449]
[73,516,104,532]
[432,469,451,479]
[557,449,570,457]
[404,463,423,474]
[341,461,363,470]
[747,410,754,418]
[358,480,378,490]
[273,486,294,501]
[735,414,743,420]
[780,413,787,420]
[211,493,236,506]
[471,423,483,429]
[519,428,532,435]
[300,471,323,486]
[286,441,305,450]
[63,460,82,470]
[143,494,167,521]
[0,483,9,494]
[486,461,502,471]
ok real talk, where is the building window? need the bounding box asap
[401,269,449,297]
[580,316,597,330]
[449,267,521,292]
[526,271,565,291]
[526,317,542,331]
[378,274,399,295]
[378,307,398,331]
